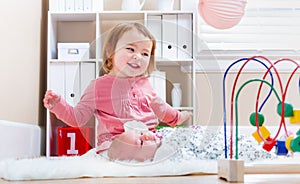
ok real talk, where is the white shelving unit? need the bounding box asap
[46,9,196,156]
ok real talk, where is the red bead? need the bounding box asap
[57,126,92,156]
[262,137,277,152]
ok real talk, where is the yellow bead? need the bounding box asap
[290,110,300,124]
[252,125,271,143]
[285,136,294,151]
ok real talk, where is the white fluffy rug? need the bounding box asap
[0,148,217,181]
[0,126,281,181]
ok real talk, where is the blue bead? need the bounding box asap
[275,140,288,155]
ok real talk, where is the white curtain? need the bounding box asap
[197,0,300,52]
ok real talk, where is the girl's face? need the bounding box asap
[107,130,161,162]
[109,28,153,78]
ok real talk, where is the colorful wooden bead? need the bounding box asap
[296,129,300,136]
[277,102,294,117]
[290,110,300,124]
[252,125,271,143]
[285,136,294,151]
[275,140,288,155]
[262,137,277,152]
[249,112,265,126]
[290,136,300,152]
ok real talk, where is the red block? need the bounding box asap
[57,126,92,156]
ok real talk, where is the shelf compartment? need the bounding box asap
[48,12,97,60]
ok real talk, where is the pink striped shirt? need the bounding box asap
[50,74,180,152]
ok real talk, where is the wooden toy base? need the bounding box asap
[218,159,244,182]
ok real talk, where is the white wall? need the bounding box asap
[0,0,298,129]
[0,0,46,125]
[195,72,300,126]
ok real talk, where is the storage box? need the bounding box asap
[57,126,92,156]
[58,43,90,61]
[0,120,41,160]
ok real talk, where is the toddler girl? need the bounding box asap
[44,22,192,161]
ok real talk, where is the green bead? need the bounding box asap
[249,112,265,126]
[290,136,300,152]
[296,129,300,136]
[277,102,294,117]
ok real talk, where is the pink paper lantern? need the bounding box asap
[198,0,247,29]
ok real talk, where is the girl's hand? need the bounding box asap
[177,111,193,126]
[43,90,61,109]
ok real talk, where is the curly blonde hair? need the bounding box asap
[101,22,156,77]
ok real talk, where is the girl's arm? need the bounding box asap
[140,77,193,126]
[149,95,192,127]
[47,80,96,127]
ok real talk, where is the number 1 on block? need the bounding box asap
[67,132,79,155]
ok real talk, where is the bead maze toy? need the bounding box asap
[218,56,300,182]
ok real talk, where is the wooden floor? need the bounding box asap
[2,174,300,184]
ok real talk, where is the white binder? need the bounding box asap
[83,0,92,11]
[65,63,80,106]
[150,70,166,102]
[49,0,58,11]
[75,0,84,12]
[147,15,162,59]
[177,14,193,59]
[49,63,65,99]
[58,0,66,12]
[80,63,95,95]
[49,62,95,107]
[92,0,103,11]
[162,14,177,60]
[65,0,75,12]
